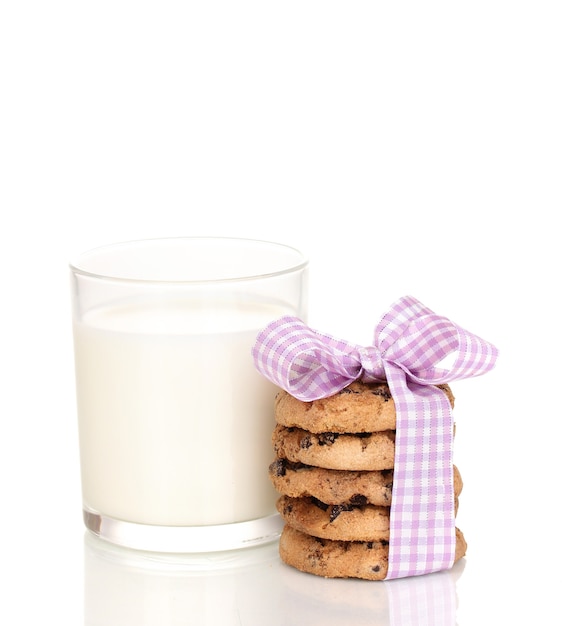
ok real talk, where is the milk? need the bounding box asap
[73,296,287,527]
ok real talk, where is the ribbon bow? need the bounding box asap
[252,295,498,579]
[252,295,497,402]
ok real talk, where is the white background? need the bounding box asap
[1,1,560,624]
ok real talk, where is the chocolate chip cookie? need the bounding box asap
[276,494,459,543]
[269,459,462,506]
[279,525,467,580]
[275,381,454,434]
[272,424,396,471]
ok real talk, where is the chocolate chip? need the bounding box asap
[359,434,371,451]
[372,564,381,573]
[329,503,353,523]
[350,494,368,506]
[318,432,339,446]
[311,497,329,511]
[300,435,312,449]
[270,458,287,477]
[370,386,391,401]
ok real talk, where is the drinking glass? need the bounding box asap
[70,237,308,552]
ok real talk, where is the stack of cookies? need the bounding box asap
[268,381,467,580]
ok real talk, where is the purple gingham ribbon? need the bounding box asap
[252,295,498,579]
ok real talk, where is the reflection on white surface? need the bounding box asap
[84,532,464,626]
[386,569,461,626]
[278,557,464,626]
[84,532,282,625]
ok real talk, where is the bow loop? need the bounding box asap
[252,317,364,400]
[382,313,460,382]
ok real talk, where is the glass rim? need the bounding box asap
[69,236,308,285]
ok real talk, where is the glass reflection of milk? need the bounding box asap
[74,296,288,527]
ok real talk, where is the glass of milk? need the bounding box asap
[70,237,308,553]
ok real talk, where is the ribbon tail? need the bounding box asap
[384,362,456,579]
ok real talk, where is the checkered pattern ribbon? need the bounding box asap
[252,295,498,579]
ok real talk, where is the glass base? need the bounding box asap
[83,507,284,554]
